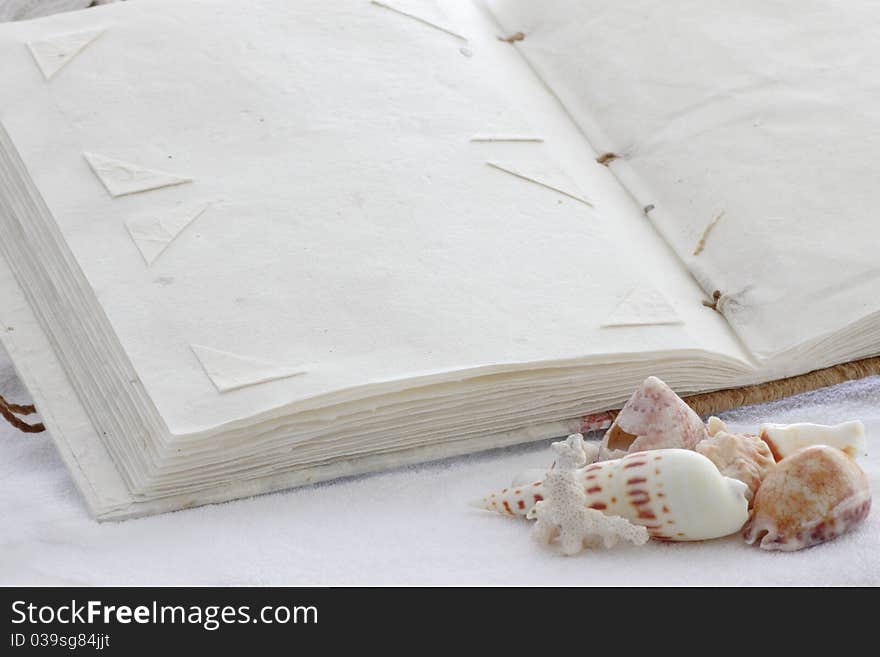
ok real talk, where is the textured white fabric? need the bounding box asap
[1,345,876,585]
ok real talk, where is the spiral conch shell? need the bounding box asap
[599,376,707,460]
[744,445,871,551]
[478,448,749,541]
[695,417,775,505]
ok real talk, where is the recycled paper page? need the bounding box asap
[490,0,880,361]
[0,0,748,436]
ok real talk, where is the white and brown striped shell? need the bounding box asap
[477,448,749,541]
[743,445,871,551]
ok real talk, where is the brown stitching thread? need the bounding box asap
[596,152,621,166]
[0,393,45,433]
[497,32,525,43]
[693,210,725,255]
[702,289,722,311]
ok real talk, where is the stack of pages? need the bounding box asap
[1,0,878,518]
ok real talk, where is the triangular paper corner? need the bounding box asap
[601,287,684,328]
[191,344,306,393]
[27,28,104,80]
[371,0,466,41]
[83,151,192,197]
[486,161,592,207]
[125,203,210,266]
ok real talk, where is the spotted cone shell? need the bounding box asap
[478,448,749,541]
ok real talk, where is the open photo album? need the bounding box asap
[1,0,877,518]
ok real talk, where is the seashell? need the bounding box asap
[706,415,727,437]
[477,448,749,541]
[759,421,867,461]
[743,445,871,551]
[695,419,775,505]
[599,376,707,460]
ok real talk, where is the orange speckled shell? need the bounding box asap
[743,445,871,551]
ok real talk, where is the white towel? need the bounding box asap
[1,343,876,585]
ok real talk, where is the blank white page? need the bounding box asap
[0,0,747,435]
[490,0,880,361]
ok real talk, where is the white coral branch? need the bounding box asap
[528,434,649,555]
[582,509,650,549]
[530,504,648,554]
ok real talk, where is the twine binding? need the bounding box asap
[0,392,45,433]
[581,355,880,434]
